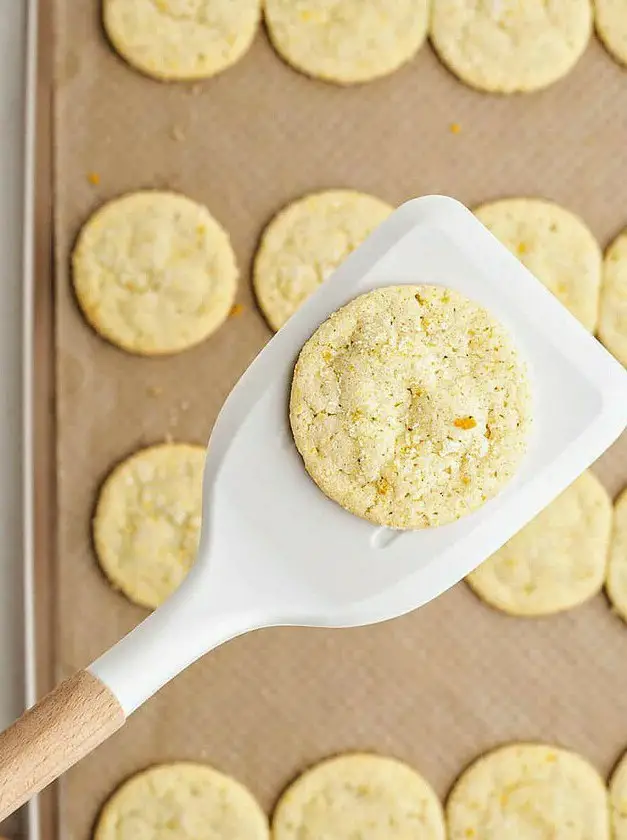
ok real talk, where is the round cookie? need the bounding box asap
[610,750,627,839]
[290,285,532,530]
[272,753,445,840]
[103,0,261,81]
[606,487,627,622]
[264,0,430,85]
[595,0,627,66]
[95,763,269,840]
[467,471,612,617]
[94,443,205,609]
[254,190,392,331]
[599,228,627,366]
[475,198,602,331]
[430,0,593,93]
[446,744,609,840]
[73,191,238,356]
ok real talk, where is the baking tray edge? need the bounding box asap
[23,0,57,837]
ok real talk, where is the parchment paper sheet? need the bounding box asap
[50,2,627,837]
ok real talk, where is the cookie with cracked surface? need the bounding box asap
[475,198,602,331]
[430,0,593,93]
[290,285,532,530]
[467,471,612,616]
[606,487,627,622]
[272,753,445,840]
[94,763,269,840]
[254,190,392,331]
[93,443,205,609]
[103,0,262,81]
[595,0,627,66]
[599,227,627,366]
[446,744,609,840]
[73,191,238,355]
[610,748,627,839]
[264,0,430,84]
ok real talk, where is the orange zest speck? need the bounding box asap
[377,477,390,495]
[87,171,100,186]
[517,242,528,255]
[454,416,477,430]
[450,122,461,134]
[230,303,243,317]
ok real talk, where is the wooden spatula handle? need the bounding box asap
[0,670,125,820]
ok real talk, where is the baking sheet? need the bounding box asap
[46,0,627,837]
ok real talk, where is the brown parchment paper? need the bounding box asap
[45,0,627,837]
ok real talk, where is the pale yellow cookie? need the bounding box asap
[73,191,238,356]
[595,0,627,66]
[272,753,445,840]
[95,763,269,840]
[103,0,261,81]
[254,191,392,331]
[610,749,627,839]
[599,228,627,366]
[94,443,205,609]
[467,471,612,616]
[475,198,602,331]
[264,0,430,84]
[446,744,609,840]
[431,0,593,93]
[606,487,627,622]
[290,285,532,530]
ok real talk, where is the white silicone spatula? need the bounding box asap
[1,196,626,820]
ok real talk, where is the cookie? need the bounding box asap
[272,753,445,840]
[446,744,609,840]
[254,190,392,331]
[290,285,532,530]
[610,749,627,839]
[95,763,269,840]
[430,0,593,93]
[93,443,205,609]
[264,0,430,85]
[599,228,627,366]
[475,198,602,331]
[606,488,627,622]
[73,191,238,356]
[467,471,612,616]
[103,0,261,81]
[595,0,627,66]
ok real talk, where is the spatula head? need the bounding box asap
[199,196,627,629]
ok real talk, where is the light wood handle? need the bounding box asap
[0,670,125,821]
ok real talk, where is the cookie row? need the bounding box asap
[72,189,627,366]
[102,0,627,90]
[72,189,391,355]
[92,744,627,840]
[92,442,627,620]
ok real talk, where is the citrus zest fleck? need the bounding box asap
[454,416,477,430]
